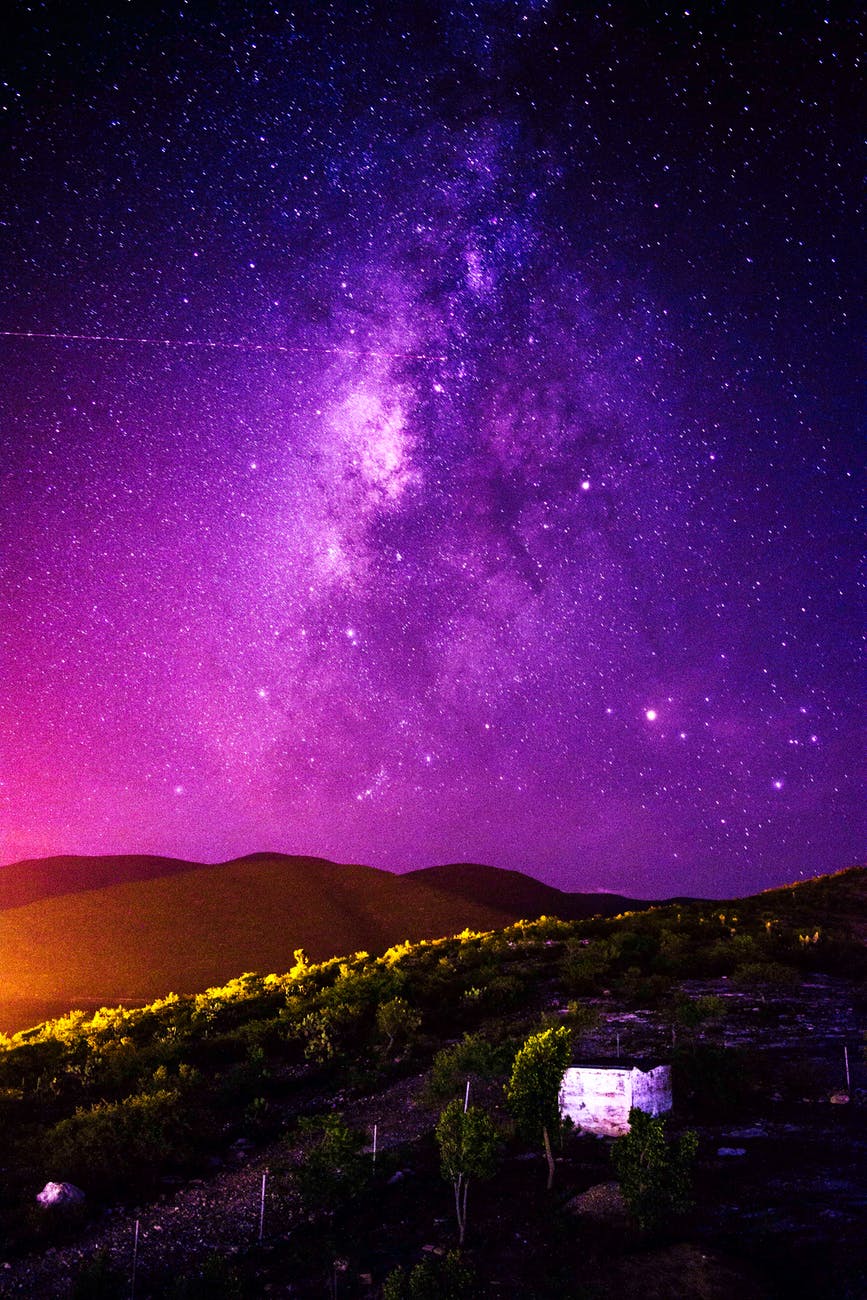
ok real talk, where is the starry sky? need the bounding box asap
[0,2,863,897]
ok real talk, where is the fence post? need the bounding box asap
[258,1171,267,1243]
[131,1218,140,1300]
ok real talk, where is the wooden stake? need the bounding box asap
[464,1078,471,1112]
[258,1171,267,1243]
[844,1044,851,1092]
[372,1123,378,1166]
[131,1218,140,1300]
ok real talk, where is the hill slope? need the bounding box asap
[0,851,675,1034]
[0,852,208,911]
[0,854,532,1031]
[405,862,648,919]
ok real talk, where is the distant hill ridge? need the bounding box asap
[0,851,649,917]
[405,861,651,919]
[0,851,364,912]
[0,852,650,1034]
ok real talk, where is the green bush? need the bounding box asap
[560,939,613,995]
[42,1088,192,1194]
[612,929,660,971]
[376,997,422,1054]
[299,1004,360,1064]
[426,1033,515,1102]
[540,1001,599,1037]
[382,1251,477,1299]
[165,1253,250,1298]
[71,1250,125,1299]
[673,994,727,1029]
[732,961,801,989]
[293,1114,370,1218]
[611,1107,698,1234]
[615,969,673,1008]
[672,1042,748,1115]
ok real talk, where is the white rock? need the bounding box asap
[36,1181,85,1208]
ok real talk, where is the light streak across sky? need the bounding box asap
[0,330,447,362]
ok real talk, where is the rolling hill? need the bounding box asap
[406,861,650,919]
[0,851,208,911]
[0,852,647,1033]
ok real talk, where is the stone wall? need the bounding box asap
[559,1063,672,1137]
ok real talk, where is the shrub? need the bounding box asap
[42,1089,192,1194]
[732,961,801,989]
[293,1114,370,1219]
[672,1042,748,1115]
[615,970,673,1008]
[612,929,660,971]
[611,1107,698,1234]
[673,994,727,1029]
[382,1251,477,1299]
[376,997,422,1054]
[470,972,526,1013]
[71,1250,126,1299]
[299,1004,359,1064]
[560,939,613,995]
[165,1253,250,1298]
[541,1001,599,1037]
[426,1034,515,1102]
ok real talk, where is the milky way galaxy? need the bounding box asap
[0,4,862,895]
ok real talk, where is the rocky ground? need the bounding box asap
[0,1071,442,1297]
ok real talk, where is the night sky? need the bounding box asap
[0,3,863,897]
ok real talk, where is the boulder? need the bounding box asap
[566,1180,630,1227]
[36,1181,85,1208]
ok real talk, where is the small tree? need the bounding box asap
[376,997,421,1055]
[435,1099,498,1245]
[505,1026,571,1189]
[293,1114,369,1219]
[611,1107,698,1234]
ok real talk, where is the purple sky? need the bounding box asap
[0,4,863,896]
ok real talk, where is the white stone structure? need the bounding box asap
[559,1062,672,1137]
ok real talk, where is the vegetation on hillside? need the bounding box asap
[0,866,863,1295]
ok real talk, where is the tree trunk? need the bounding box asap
[454,1175,465,1244]
[542,1124,555,1190]
[460,1180,469,1246]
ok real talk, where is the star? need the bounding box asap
[0,2,859,900]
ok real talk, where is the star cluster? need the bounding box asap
[0,3,862,895]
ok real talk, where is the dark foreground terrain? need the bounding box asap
[0,868,864,1297]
